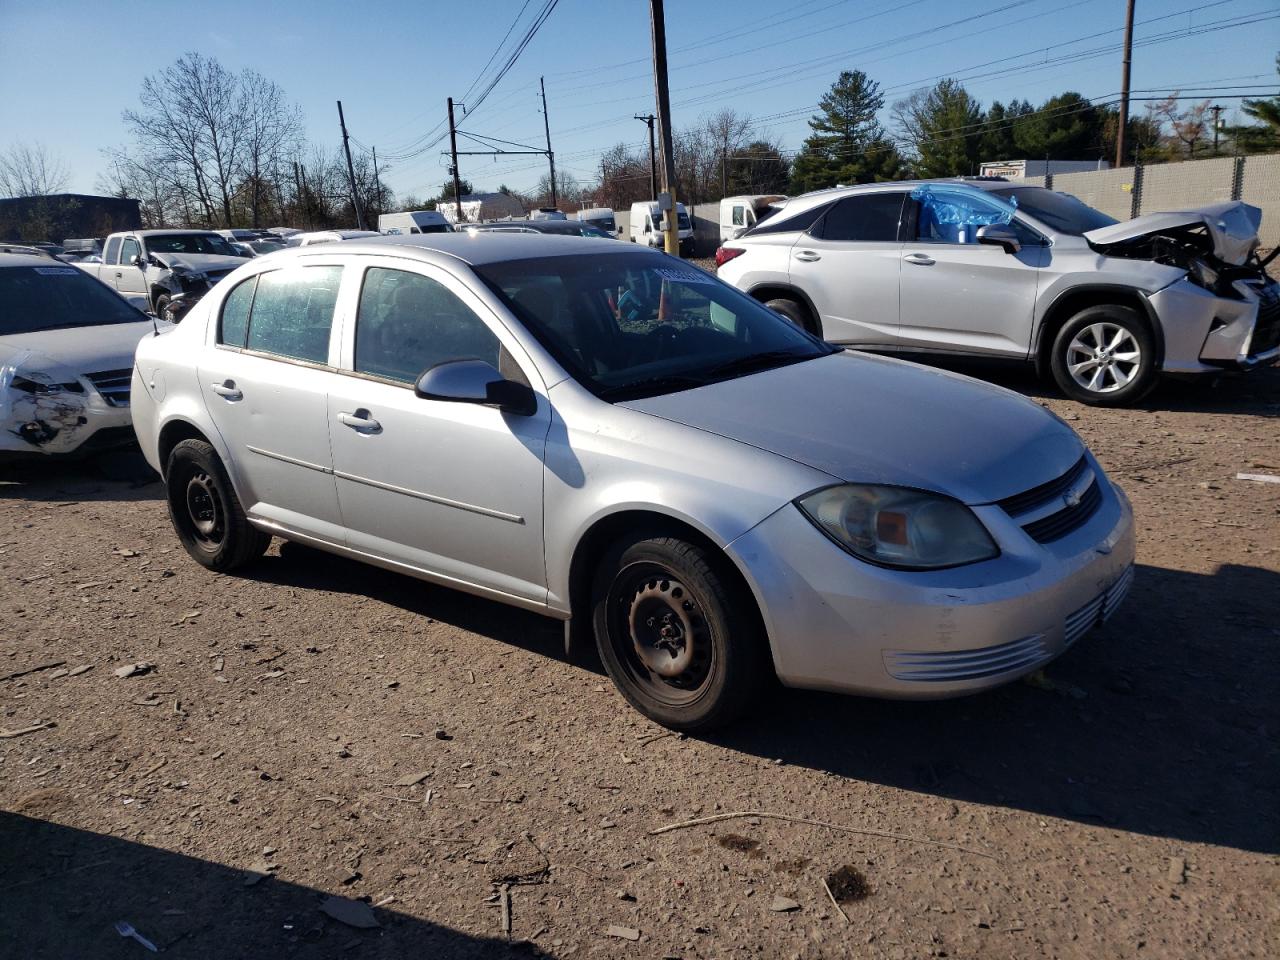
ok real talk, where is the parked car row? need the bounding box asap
[716,178,1279,406]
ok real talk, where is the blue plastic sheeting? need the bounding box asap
[910,185,1018,244]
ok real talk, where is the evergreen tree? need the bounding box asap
[896,79,984,177]
[1013,92,1104,159]
[790,70,905,192]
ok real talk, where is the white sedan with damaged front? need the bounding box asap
[1,255,158,458]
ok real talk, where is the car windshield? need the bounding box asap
[993,186,1118,235]
[0,265,144,335]
[677,212,691,230]
[146,233,239,256]
[474,252,835,401]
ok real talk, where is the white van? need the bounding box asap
[377,210,454,235]
[577,207,617,234]
[719,195,786,242]
[629,201,694,256]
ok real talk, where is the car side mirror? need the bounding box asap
[976,224,1021,254]
[129,254,144,267]
[414,359,536,416]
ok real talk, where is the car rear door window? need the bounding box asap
[243,265,342,364]
[104,236,122,265]
[815,193,905,242]
[354,267,501,384]
[218,275,257,347]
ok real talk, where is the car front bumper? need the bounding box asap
[1,384,134,457]
[1155,276,1280,374]
[726,461,1136,698]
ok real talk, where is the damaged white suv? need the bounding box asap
[1,255,158,458]
[716,179,1279,405]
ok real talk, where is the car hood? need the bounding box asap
[0,322,155,378]
[620,351,1084,505]
[1084,201,1261,265]
[152,252,244,273]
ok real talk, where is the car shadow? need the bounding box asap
[0,811,556,959]
[253,545,1278,855]
[706,561,1280,856]
[0,447,162,502]
[905,353,1280,416]
[256,541,577,668]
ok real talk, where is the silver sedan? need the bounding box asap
[131,234,1135,729]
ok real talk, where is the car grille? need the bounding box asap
[84,368,132,407]
[884,632,1049,682]
[997,456,1102,543]
[1064,565,1134,647]
[1250,282,1280,355]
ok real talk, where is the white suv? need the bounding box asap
[716,179,1279,406]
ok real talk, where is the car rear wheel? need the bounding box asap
[765,297,819,337]
[165,439,269,571]
[591,534,769,731]
[1049,305,1158,407]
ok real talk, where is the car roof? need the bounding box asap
[0,252,64,268]
[291,232,662,267]
[133,229,221,236]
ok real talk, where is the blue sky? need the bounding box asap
[1,0,1276,201]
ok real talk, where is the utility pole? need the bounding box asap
[1211,104,1223,154]
[1114,0,1135,168]
[540,77,558,209]
[634,114,657,201]
[371,146,383,218]
[721,150,728,198]
[447,97,464,223]
[648,0,679,255]
[294,160,313,230]
[336,100,367,230]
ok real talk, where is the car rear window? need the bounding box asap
[219,265,342,364]
[747,201,831,236]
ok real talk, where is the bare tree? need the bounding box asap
[240,70,303,227]
[0,142,70,197]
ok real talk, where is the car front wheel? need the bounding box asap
[1049,305,1158,406]
[591,534,769,731]
[165,438,269,571]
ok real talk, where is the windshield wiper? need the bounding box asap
[598,373,708,401]
[700,349,814,381]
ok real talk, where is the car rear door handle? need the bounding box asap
[338,409,381,434]
[794,250,821,262]
[210,380,242,401]
[903,253,936,266]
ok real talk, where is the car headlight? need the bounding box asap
[8,373,84,395]
[796,484,999,570]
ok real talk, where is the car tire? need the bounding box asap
[1049,305,1158,407]
[591,534,769,731]
[165,438,269,572]
[765,297,818,336]
[153,293,171,319]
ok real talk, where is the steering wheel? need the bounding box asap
[649,323,682,360]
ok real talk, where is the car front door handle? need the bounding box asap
[903,253,936,266]
[794,250,821,262]
[338,409,381,434]
[210,380,242,401]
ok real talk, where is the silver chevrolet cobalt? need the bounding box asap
[131,234,1135,729]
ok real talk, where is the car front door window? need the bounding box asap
[354,267,501,384]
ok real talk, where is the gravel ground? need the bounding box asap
[2,364,1278,960]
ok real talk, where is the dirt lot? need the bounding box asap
[2,364,1278,960]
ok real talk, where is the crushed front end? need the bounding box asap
[1,351,135,457]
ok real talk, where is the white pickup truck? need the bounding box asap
[75,229,247,320]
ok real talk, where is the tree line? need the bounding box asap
[3,52,1277,233]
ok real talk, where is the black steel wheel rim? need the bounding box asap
[183,471,225,546]
[608,561,714,706]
